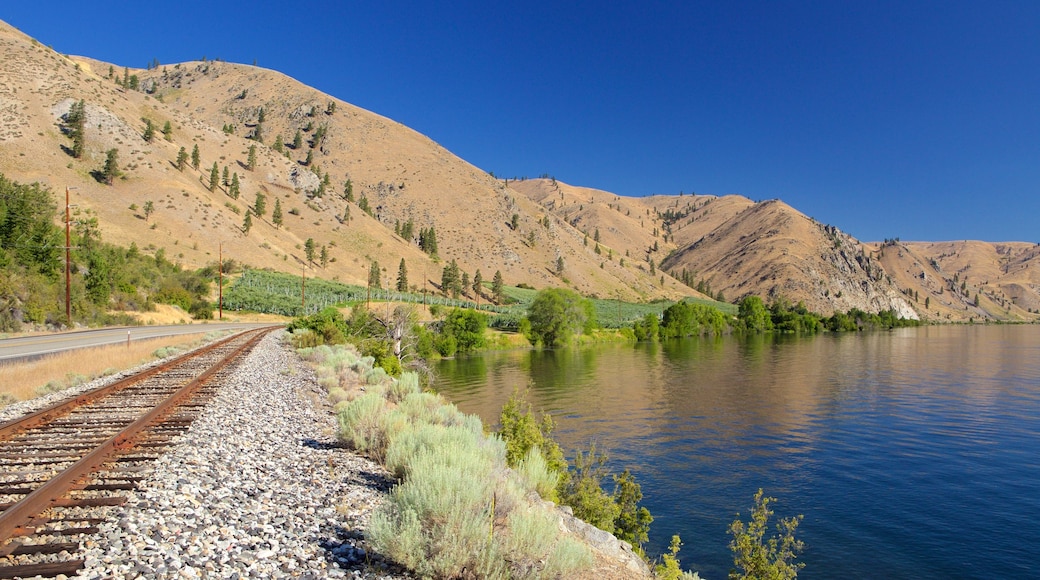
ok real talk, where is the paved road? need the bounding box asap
[0,323,279,363]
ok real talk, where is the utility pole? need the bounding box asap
[218,241,224,320]
[65,186,76,328]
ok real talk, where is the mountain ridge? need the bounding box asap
[1,19,1037,322]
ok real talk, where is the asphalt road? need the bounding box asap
[0,323,279,363]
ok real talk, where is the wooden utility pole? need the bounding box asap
[65,187,73,328]
[218,242,224,320]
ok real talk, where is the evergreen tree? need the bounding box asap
[320,245,329,269]
[397,258,409,292]
[305,238,316,263]
[257,107,266,123]
[272,198,283,228]
[304,149,313,166]
[229,172,240,199]
[191,144,200,170]
[176,147,188,171]
[101,148,120,184]
[65,100,86,158]
[242,210,252,233]
[142,119,155,142]
[247,144,257,171]
[556,256,565,276]
[472,269,483,297]
[343,179,354,201]
[358,195,372,216]
[368,260,381,289]
[428,226,438,254]
[253,192,266,217]
[293,129,303,150]
[209,162,219,191]
[222,165,230,189]
[162,120,173,141]
[273,134,283,152]
[441,259,463,298]
[492,270,505,304]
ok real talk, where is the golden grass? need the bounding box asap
[0,333,213,404]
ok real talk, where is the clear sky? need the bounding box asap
[4,1,1039,242]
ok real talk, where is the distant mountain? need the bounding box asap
[1,19,1036,322]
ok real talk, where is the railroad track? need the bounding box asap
[0,327,278,578]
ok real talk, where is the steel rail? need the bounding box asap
[0,327,274,568]
[0,326,279,440]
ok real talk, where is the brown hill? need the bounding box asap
[870,240,1040,321]
[0,19,682,304]
[1,19,1036,322]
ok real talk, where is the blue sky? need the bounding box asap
[4,1,1039,242]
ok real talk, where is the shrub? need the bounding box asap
[655,535,702,580]
[728,489,804,580]
[337,393,389,457]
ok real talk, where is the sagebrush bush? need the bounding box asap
[337,393,388,457]
[387,372,420,403]
[306,345,593,579]
[517,446,561,501]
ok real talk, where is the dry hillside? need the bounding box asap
[0,19,683,303]
[1,18,1036,321]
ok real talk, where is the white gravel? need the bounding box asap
[70,330,412,579]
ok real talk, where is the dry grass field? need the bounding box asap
[0,332,213,404]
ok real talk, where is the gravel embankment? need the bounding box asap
[71,330,412,579]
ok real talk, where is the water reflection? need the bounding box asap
[435,326,1040,579]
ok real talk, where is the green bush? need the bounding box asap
[728,489,804,580]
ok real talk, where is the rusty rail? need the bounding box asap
[0,326,277,575]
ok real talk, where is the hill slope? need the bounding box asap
[1,19,1036,322]
[0,19,683,304]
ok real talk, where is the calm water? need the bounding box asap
[434,325,1040,579]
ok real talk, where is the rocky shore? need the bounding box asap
[2,331,652,579]
[72,331,412,579]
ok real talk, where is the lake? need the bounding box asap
[434,325,1040,579]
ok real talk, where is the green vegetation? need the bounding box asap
[728,489,804,580]
[524,287,596,347]
[298,345,593,579]
[495,389,668,563]
[0,175,217,330]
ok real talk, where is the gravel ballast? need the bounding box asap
[72,330,411,579]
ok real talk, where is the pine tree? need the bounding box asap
[305,238,316,263]
[343,179,354,201]
[397,259,408,292]
[65,100,86,159]
[101,148,120,184]
[176,147,188,171]
[254,192,266,217]
[472,269,483,297]
[492,270,505,304]
[272,198,283,228]
[273,134,283,152]
[304,149,313,166]
[222,165,230,189]
[209,162,219,191]
[293,129,303,150]
[320,245,329,269]
[247,145,257,171]
[142,119,155,142]
[242,210,252,233]
[368,260,381,289]
[191,144,200,170]
[230,172,240,199]
[162,120,173,141]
